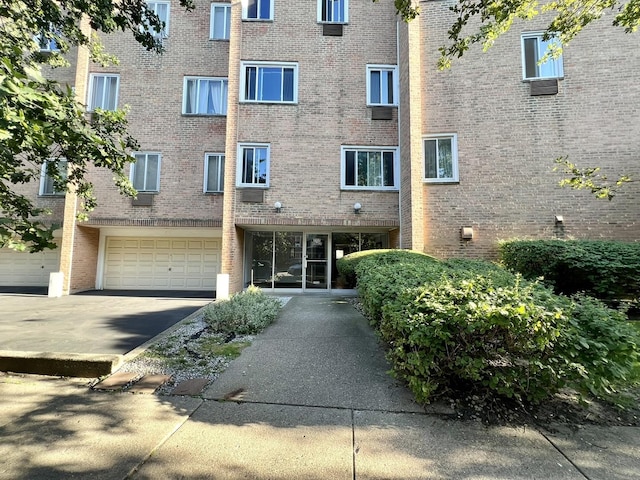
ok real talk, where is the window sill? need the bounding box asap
[239,101,298,105]
[522,77,564,83]
[341,187,399,192]
[181,113,227,117]
[241,18,274,22]
[236,185,269,189]
[204,191,224,195]
[423,179,459,185]
[208,38,230,42]
[38,194,65,198]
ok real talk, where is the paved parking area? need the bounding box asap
[0,291,212,355]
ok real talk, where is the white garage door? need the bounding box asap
[104,237,221,290]
[0,246,61,287]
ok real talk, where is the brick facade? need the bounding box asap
[417,2,640,259]
[7,0,639,294]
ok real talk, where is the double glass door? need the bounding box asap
[245,232,328,290]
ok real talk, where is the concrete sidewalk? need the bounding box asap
[1,295,639,479]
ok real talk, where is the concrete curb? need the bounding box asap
[0,350,122,377]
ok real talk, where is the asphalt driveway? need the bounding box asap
[0,291,213,355]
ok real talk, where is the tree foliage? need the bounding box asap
[554,157,633,200]
[386,0,640,68]
[0,0,193,252]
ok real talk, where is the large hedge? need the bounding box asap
[351,249,640,405]
[499,240,640,301]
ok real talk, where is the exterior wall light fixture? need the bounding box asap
[460,226,474,240]
[354,202,362,214]
[274,201,282,213]
[555,215,564,225]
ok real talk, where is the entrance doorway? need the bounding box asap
[304,234,328,289]
[244,230,388,291]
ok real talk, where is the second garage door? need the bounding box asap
[104,237,221,290]
[0,246,60,287]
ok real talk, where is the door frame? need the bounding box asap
[302,232,330,291]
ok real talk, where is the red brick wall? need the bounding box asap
[418,3,640,259]
[87,0,228,223]
[69,225,99,292]
[231,0,400,224]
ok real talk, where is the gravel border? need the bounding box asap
[110,297,291,395]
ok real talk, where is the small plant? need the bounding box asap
[204,286,281,335]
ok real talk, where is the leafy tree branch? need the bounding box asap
[0,0,194,252]
[554,157,633,200]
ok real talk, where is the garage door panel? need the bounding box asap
[0,246,61,287]
[105,237,221,291]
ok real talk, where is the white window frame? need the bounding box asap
[423,134,459,184]
[366,65,398,107]
[317,0,348,23]
[340,146,399,191]
[130,152,161,192]
[35,24,60,52]
[182,76,228,115]
[240,61,298,104]
[39,160,67,196]
[236,143,270,188]
[87,74,120,111]
[204,153,225,193]
[242,0,273,20]
[145,1,170,39]
[210,3,232,40]
[521,32,564,81]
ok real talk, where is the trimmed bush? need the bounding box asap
[351,250,640,406]
[499,239,640,301]
[336,249,434,288]
[204,286,281,336]
[557,294,640,396]
[351,250,440,326]
[380,275,568,404]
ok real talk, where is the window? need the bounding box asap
[210,3,231,39]
[145,1,170,38]
[87,74,119,111]
[341,147,398,190]
[521,33,563,80]
[205,153,225,193]
[423,134,458,183]
[237,144,269,188]
[131,153,161,192]
[40,160,67,196]
[318,0,347,23]
[242,0,273,20]
[241,62,298,103]
[367,65,398,106]
[183,77,228,115]
[35,25,59,52]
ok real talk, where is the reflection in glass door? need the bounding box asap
[305,234,328,289]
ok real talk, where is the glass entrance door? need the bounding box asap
[304,234,328,289]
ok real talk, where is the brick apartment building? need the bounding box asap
[1,0,639,295]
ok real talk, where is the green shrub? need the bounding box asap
[336,249,434,288]
[353,250,440,326]
[557,294,640,397]
[204,286,281,336]
[380,275,569,404]
[499,239,640,301]
[350,248,640,406]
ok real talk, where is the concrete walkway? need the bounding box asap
[1,295,639,479]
